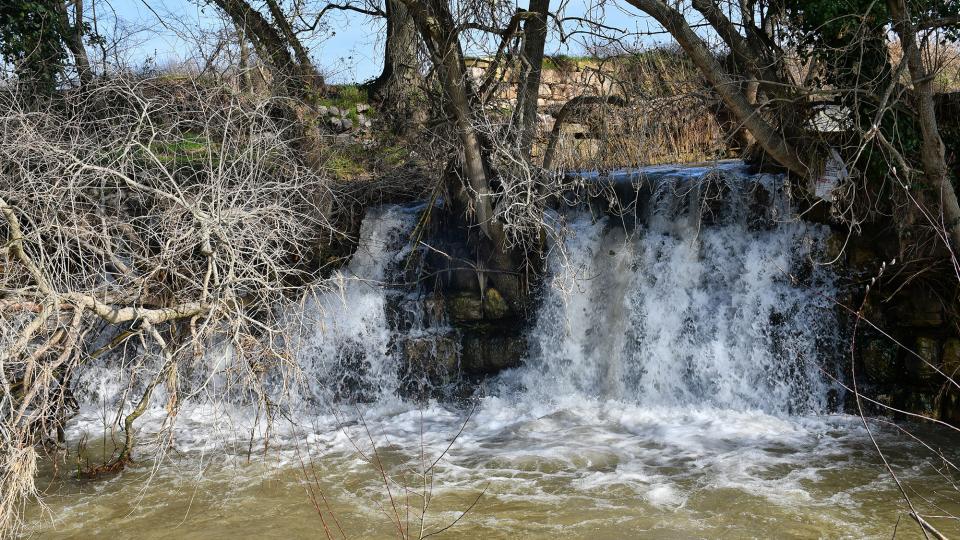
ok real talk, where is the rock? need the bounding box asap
[943,339,960,378]
[898,389,940,418]
[862,338,898,383]
[859,295,885,327]
[403,335,459,372]
[824,231,846,265]
[907,336,941,383]
[401,334,460,395]
[460,331,525,375]
[448,293,483,321]
[329,106,341,117]
[892,288,943,327]
[317,105,329,116]
[357,113,368,127]
[356,103,370,113]
[561,123,589,136]
[942,389,960,424]
[848,245,877,270]
[482,288,510,319]
[328,115,341,128]
[340,118,354,131]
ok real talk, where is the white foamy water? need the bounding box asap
[33,166,960,538]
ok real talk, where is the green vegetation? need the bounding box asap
[146,132,212,167]
[319,84,374,123]
[0,1,68,93]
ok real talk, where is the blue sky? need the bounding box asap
[109,0,660,83]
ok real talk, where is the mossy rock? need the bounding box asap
[447,288,512,321]
[482,287,510,319]
[403,335,459,373]
[448,293,484,321]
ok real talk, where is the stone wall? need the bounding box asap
[465,59,726,167]
[832,227,960,423]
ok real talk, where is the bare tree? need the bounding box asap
[0,77,339,537]
[211,0,322,99]
[514,0,550,161]
[369,0,424,129]
[887,0,960,251]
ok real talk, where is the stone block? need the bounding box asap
[943,338,960,378]
[906,336,941,383]
[482,287,510,319]
[891,288,943,327]
[460,331,525,375]
[861,337,898,383]
[448,293,483,321]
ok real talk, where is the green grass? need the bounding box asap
[327,154,365,179]
[319,84,374,118]
[380,145,411,168]
[146,132,211,166]
[542,54,596,70]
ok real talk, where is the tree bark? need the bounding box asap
[369,0,423,131]
[397,0,501,241]
[236,24,253,91]
[515,0,550,161]
[212,0,311,99]
[263,0,322,90]
[55,0,92,86]
[887,0,960,251]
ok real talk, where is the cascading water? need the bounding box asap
[292,204,421,404]
[32,164,960,539]
[519,165,839,413]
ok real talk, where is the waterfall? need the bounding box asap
[519,165,838,413]
[70,163,839,431]
[291,204,421,404]
[47,166,939,540]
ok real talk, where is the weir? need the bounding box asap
[71,162,841,414]
[34,163,960,539]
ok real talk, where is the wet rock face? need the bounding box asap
[861,338,899,384]
[447,288,512,322]
[388,208,531,395]
[841,226,960,424]
[908,337,941,384]
[395,295,526,394]
[459,326,525,375]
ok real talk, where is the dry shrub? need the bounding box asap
[0,76,343,538]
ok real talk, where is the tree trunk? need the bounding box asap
[263,0,322,91]
[52,0,92,86]
[887,0,960,252]
[236,25,253,92]
[624,0,811,179]
[369,0,423,131]
[212,0,307,99]
[397,0,500,241]
[515,0,550,161]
